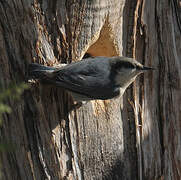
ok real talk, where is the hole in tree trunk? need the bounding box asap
[85,20,119,57]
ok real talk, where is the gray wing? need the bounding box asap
[48,58,114,99]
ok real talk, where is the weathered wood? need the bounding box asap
[132,0,181,179]
[0,0,180,180]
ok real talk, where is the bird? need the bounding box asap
[28,56,153,102]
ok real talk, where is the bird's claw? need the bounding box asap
[27,79,38,84]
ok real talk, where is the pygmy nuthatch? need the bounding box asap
[28,56,153,101]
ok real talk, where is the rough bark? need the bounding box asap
[133,1,181,179]
[0,0,180,180]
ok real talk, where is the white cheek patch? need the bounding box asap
[115,68,138,86]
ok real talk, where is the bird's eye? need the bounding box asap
[122,62,135,69]
[136,65,142,70]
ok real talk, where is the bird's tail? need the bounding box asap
[28,63,56,80]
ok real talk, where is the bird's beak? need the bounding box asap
[142,66,155,71]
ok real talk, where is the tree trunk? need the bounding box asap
[0,0,181,180]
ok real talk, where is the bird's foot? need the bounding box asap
[70,101,88,110]
[27,79,40,88]
[72,102,83,109]
[27,79,38,84]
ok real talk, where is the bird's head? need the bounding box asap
[111,57,154,89]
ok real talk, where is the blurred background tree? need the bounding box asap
[0,83,28,178]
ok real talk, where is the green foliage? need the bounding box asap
[0,83,29,126]
[0,82,29,179]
